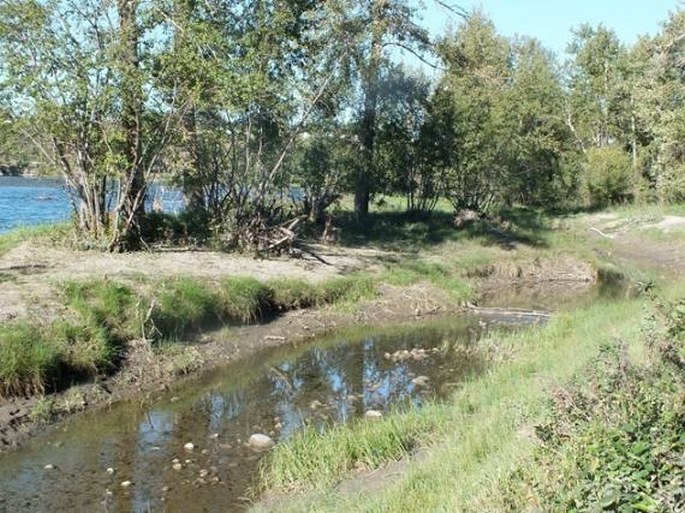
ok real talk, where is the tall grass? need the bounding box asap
[0,323,58,397]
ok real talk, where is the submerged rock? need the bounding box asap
[183,442,195,452]
[248,433,275,451]
[120,481,132,488]
[411,376,430,387]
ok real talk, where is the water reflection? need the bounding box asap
[0,318,488,512]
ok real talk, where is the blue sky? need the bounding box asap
[416,0,680,56]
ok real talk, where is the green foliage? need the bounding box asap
[504,342,684,513]
[583,146,635,206]
[0,323,58,397]
[316,275,377,305]
[51,321,113,375]
[268,278,320,310]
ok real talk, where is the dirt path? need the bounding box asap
[583,212,685,276]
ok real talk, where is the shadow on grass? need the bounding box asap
[334,208,552,252]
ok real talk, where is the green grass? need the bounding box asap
[0,223,71,256]
[0,323,59,397]
[253,297,646,512]
[63,280,141,341]
[218,277,273,323]
[260,403,447,492]
[152,277,220,337]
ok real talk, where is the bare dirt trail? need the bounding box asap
[583,212,685,276]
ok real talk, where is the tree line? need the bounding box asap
[0,1,684,251]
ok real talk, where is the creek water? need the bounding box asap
[0,317,502,513]
[0,177,185,234]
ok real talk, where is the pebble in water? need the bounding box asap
[120,481,132,488]
[411,375,430,387]
[43,464,55,470]
[184,442,195,452]
[172,463,183,471]
[247,433,275,451]
[106,467,115,475]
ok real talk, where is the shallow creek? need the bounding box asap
[0,314,530,513]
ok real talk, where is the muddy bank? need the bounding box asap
[0,283,464,453]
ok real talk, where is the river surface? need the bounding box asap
[0,177,185,234]
[0,317,496,513]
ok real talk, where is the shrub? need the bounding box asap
[583,146,635,207]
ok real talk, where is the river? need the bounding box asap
[0,317,501,513]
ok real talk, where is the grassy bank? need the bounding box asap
[253,292,665,512]
[0,273,377,399]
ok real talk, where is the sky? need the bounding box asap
[415,0,681,57]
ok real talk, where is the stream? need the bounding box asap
[0,316,505,513]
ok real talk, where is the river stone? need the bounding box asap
[364,410,383,421]
[184,442,195,452]
[248,433,275,451]
[120,481,132,488]
[172,463,183,471]
[43,464,55,470]
[106,467,115,475]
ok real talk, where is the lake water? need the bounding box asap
[0,177,72,234]
[0,177,185,234]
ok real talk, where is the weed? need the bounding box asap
[29,396,55,424]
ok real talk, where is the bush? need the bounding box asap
[583,146,635,207]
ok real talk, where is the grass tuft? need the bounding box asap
[0,323,58,397]
[218,277,273,323]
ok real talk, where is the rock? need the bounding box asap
[106,467,115,475]
[120,481,132,488]
[162,486,171,493]
[309,399,322,409]
[247,433,275,451]
[199,469,209,478]
[170,396,180,402]
[172,458,180,464]
[183,442,195,452]
[43,464,55,470]
[209,433,219,439]
[411,376,430,387]
[172,463,183,471]
[364,410,383,421]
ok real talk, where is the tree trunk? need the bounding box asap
[116,0,145,251]
[355,0,385,220]
[176,0,205,214]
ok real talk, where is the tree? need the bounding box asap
[0,0,177,250]
[503,37,577,207]
[432,11,512,212]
